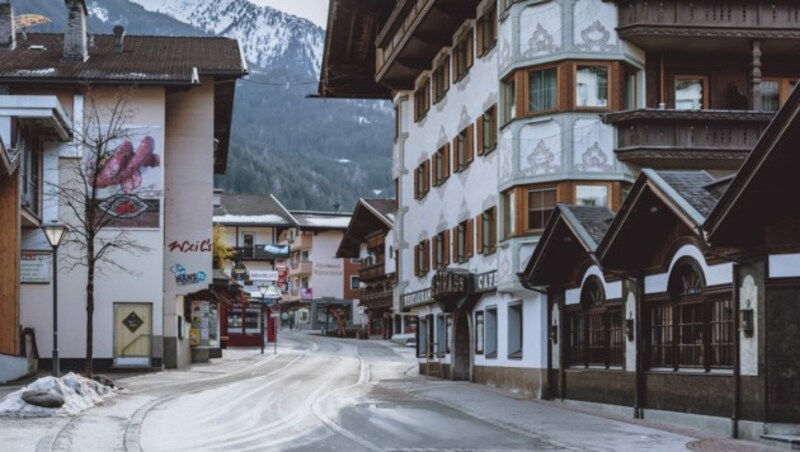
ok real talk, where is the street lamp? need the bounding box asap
[42,222,68,378]
[258,283,267,354]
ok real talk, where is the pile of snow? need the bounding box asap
[0,373,115,417]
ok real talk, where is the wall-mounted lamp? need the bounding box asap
[740,308,754,337]
[550,324,558,344]
[625,318,635,342]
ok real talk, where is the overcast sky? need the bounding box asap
[252,0,329,28]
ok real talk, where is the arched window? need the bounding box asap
[567,276,624,369]
[649,256,733,371]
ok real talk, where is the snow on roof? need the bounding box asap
[213,214,291,225]
[298,216,352,229]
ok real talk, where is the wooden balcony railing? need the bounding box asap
[359,262,387,283]
[612,1,800,48]
[604,109,774,169]
[234,244,290,261]
[288,261,313,276]
[360,291,393,309]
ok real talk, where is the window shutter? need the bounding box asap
[476,115,485,156]
[476,213,484,255]
[443,229,451,265]
[424,161,430,192]
[467,32,474,69]
[452,137,459,172]
[414,244,419,275]
[467,124,475,163]
[414,168,420,199]
[424,240,430,273]
[443,143,451,179]
[491,209,498,249]
[466,218,475,258]
[476,18,484,58]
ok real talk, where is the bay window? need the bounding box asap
[528,67,558,113]
[526,187,557,231]
[576,64,609,108]
[576,185,609,208]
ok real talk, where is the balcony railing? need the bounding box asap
[289,261,313,276]
[359,261,387,283]
[612,1,800,48]
[234,244,290,261]
[604,109,773,169]
[287,234,312,251]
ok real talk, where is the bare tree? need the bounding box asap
[49,86,157,377]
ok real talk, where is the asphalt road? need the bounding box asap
[0,331,776,451]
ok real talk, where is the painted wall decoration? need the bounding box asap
[574,0,617,52]
[520,3,562,59]
[520,122,562,175]
[87,128,162,228]
[170,264,207,287]
[168,239,212,253]
[573,119,615,173]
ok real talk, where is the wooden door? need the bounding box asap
[114,303,152,367]
[767,288,800,423]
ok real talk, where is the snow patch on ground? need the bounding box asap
[0,373,115,418]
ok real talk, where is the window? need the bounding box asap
[508,303,523,359]
[648,258,734,371]
[414,161,430,199]
[475,311,485,354]
[527,67,558,113]
[301,278,309,289]
[350,276,360,290]
[414,78,430,121]
[762,78,799,111]
[567,277,624,368]
[432,145,450,186]
[575,64,609,108]
[502,190,515,239]
[576,185,609,207]
[674,75,708,110]
[453,29,474,82]
[477,3,497,57]
[485,307,498,359]
[432,230,450,270]
[526,187,557,231]
[477,105,497,156]
[243,233,255,251]
[417,316,429,358]
[452,219,473,263]
[503,76,516,123]
[433,57,450,103]
[414,240,430,277]
[446,315,453,354]
[477,207,497,255]
[436,314,447,356]
[454,126,474,172]
[624,70,638,110]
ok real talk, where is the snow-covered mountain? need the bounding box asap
[128,0,323,76]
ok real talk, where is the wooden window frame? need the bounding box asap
[414,161,431,199]
[452,29,474,83]
[524,65,560,116]
[566,278,624,369]
[761,77,798,110]
[453,125,474,172]
[432,230,450,270]
[477,104,498,156]
[502,75,517,125]
[432,56,450,104]
[477,207,497,255]
[574,61,612,111]
[432,144,450,186]
[414,77,431,122]
[524,186,558,233]
[501,189,515,240]
[476,3,497,58]
[414,239,430,277]
[452,219,474,263]
[673,74,710,110]
[574,182,612,208]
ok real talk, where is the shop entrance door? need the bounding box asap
[451,308,471,381]
[114,302,152,367]
[766,289,800,423]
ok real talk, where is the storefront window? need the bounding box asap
[475,311,484,354]
[244,308,261,334]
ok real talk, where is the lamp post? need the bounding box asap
[258,283,267,355]
[42,222,68,378]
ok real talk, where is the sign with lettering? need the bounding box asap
[20,253,51,284]
[431,270,470,300]
[249,270,279,281]
[401,288,433,309]
[474,271,498,293]
[300,288,313,301]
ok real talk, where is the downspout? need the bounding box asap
[732,263,741,438]
[558,290,566,402]
[545,288,554,400]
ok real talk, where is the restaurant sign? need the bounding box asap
[21,253,51,284]
[401,288,432,309]
[431,270,471,300]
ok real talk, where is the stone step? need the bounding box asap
[761,434,800,450]
[766,424,800,436]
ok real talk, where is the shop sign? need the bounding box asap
[474,270,498,293]
[431,270,470,300]
[300,288,313,300]
[401,288,432,309]
[250,270,279,281]
[20,253,51,284]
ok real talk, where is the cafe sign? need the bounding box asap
[431,270,470,300]
[475,270,498,293]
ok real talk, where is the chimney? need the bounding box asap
[63,0,89,61]
[113,25,125,53]
[0,1,15,50]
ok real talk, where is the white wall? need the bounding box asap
[308,230,345,299]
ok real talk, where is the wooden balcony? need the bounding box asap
[376,0,480,89]
[289,261,313,277]
[288,234,312,251]
[610,1,800,53]
[360,290,393,310]
[359,261,387,283]
[604,109,774,169]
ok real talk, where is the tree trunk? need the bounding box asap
[85,252,95,377]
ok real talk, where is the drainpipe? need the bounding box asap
[634,273,645,419]
[545,288,554,400]
[732,264,741,438]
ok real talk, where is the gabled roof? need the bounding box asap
[213,193,295,227]
[705,79,800,247]
[336,198,396,258]
[0,33,247,85]
[520,204,613,288]
[596,169,722,271]
[291,211,352,231]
